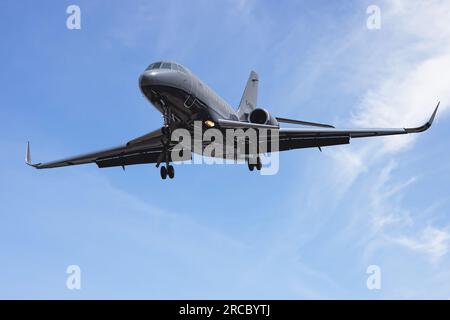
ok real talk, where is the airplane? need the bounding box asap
[26,60,439,180]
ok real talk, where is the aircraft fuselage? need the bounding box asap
[139,61,238,128]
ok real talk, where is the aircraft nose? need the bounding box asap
[139,71,159,88]
[139,69,179,90]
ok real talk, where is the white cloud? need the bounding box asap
[353,52,450,154]
[348,1,450,264]
[368,161,415,231]
[324,0,450,213]
[295,1,450,276]
[393,226,450,263]
[351,0,450,154]
[271,4,450,297]
[361,160,449,264]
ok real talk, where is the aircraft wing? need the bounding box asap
[276,103,439,151]
[217,103,438,152]
[26,103,439,168]
[25,128,186,169]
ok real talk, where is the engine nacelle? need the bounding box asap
[248,108,278,126]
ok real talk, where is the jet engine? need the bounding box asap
[248,108,279,126]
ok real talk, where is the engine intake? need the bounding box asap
[249,108,269,124]
[248,108,278,126]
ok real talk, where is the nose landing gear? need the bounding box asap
[247,156,262,172]
[158,101,176,180]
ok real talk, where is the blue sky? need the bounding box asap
[1,0,450,299]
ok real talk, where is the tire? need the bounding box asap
[167,165,175,179]
[248,162,254,171]
[160,166,167,179]
[256,157,262,171]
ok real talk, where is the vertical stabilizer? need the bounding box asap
[237,71,258,121]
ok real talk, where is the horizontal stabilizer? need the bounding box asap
[276,117,335,128]
[218,119,278,130]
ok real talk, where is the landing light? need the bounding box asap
[204,120,215,128]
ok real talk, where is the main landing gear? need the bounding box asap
[160,164,174,180]
[248,156,262,172]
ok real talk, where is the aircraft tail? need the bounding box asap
[237,71,258,121]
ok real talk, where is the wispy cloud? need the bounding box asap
[335,1,450,265]
[351,1,450,153]
[279,0,450,296]
[393,226,450,264]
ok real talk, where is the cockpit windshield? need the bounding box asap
[146,62,161,70]
[146,61,187,73]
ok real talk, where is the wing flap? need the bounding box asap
[96,151,164,168]
[96,147,192,168]
[279,136,349,151]
[279,127,407,139]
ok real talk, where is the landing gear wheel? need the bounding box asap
[248,162,255,171]
[167,165,175,179]
[160,166,167,180]
[256,157,262,171]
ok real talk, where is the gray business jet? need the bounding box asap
[26,61,439,179]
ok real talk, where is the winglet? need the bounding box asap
[25,141,31,165]
[25,142,41,168]
[429,101,440,125]
[405,101,440,133]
